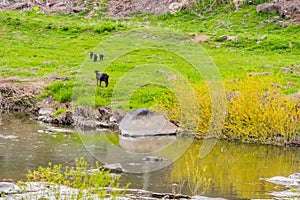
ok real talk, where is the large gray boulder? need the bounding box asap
[119,108,178,137]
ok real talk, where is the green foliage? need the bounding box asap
[26,157,130,199]
[291,187,300,194]
[33,6,39,12]
[129,85,171,110]
[53,108,67,117]
[93,23,116,34]
[42,81,74,103]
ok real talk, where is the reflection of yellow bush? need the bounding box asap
[186,152,211,195]
[169,139,300,198]
[154,76,300,144]
[170,146,212,195]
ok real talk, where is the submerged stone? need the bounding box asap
[267,176,300,187]
[143,156,164,162]
[99,163,126,173]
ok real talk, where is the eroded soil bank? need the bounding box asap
[1,0,300,23]
[0,77,44,113]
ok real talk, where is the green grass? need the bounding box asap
[0,7,298,92]
[1,7,299,89]
[0,6,299,143]
[0,10,126,78]
[134,6,300,89]
[39,81,74,103]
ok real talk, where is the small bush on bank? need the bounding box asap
[25,157,130,199]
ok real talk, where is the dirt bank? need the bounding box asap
[1,0,300,23]
[0,77,44,112]
[0,0,181,16]
[106,0,179,18]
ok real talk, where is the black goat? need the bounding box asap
[95,70,109,87]
[99,53,104,61]
[93,54,98,62]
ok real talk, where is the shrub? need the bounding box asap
[224,77,300,144]
[26,157,130,199]
[43,81,74,103]
[154,76,300,144]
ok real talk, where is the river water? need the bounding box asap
[0,113,299,199]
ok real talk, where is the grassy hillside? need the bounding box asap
[1,7,299,88]
[0,6,299,144]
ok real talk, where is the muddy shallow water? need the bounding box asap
[0,113,299,199]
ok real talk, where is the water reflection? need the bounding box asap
[0,113,96,181]
[119,135,177,153]
[1,113,299,199]
[78,128,193,173]
[118,140,300,199]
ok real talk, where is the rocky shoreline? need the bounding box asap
[1,172,300,199]
[0,181,229,200]
[0,77,180,135]
[0,78,122,131]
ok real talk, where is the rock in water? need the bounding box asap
[0,182,21,194]
[38,108,55,116]
[266,176,300,187]
[143,156,164,162]
[99,163,125,173]
[119,108,178,137]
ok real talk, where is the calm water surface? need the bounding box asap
[0,113,299,199]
